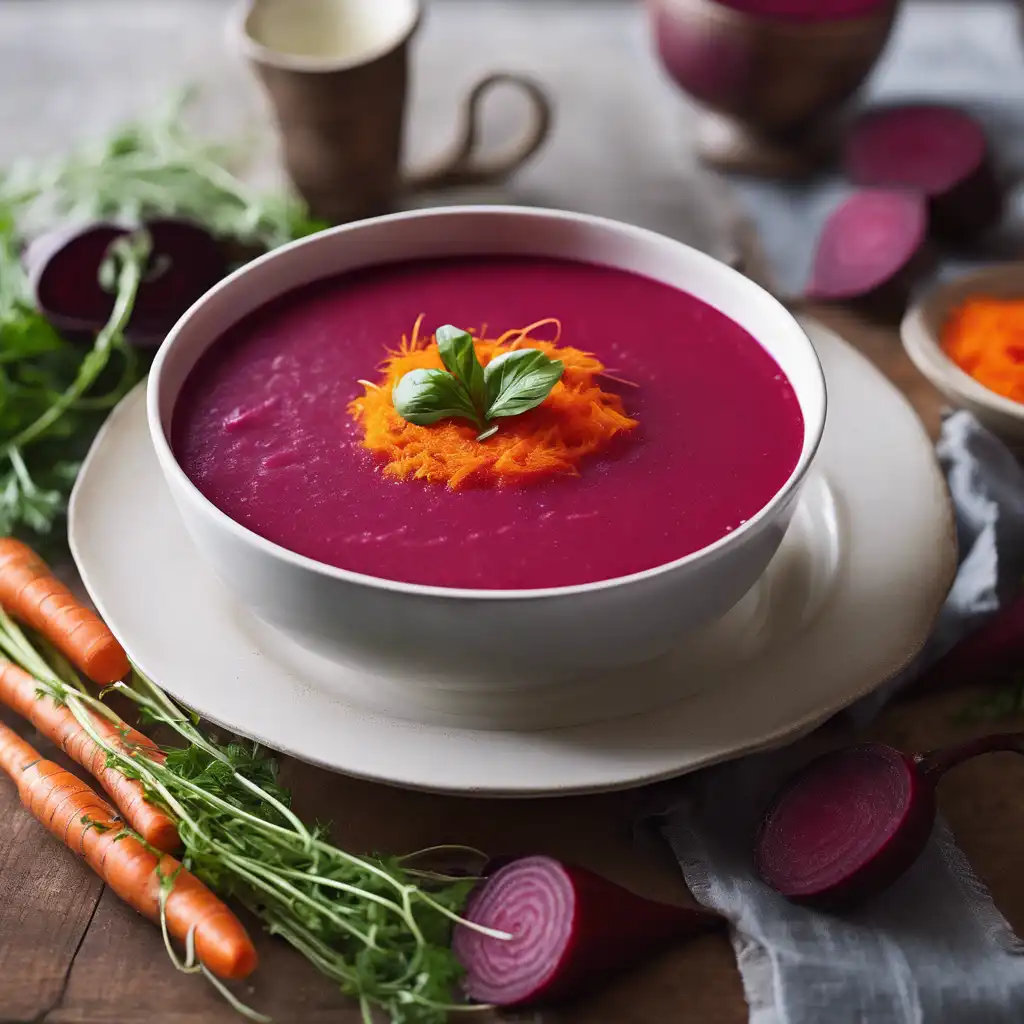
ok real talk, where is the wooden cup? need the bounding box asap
[229,0,553,223]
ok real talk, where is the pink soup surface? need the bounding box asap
[173,256,804,590]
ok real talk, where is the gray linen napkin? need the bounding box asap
[661,410,1024,1024]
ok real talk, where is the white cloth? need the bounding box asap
[660,411,1024,1023]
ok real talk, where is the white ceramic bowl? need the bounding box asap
[148,206,826,686]
[902,264,1024,451]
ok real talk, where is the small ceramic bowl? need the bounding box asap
[148,206,826,686]
[901,264,1024,450]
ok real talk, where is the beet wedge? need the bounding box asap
[452,855,721,1007]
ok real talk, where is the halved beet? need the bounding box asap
[27,222,126,334]
[129,218,227,346]
[755,732,1024,910]
[805,189,931,319]
[452,855,721,1007]
[905,589,1024,698]
[843,105,1003,244]
[27,217,227,347]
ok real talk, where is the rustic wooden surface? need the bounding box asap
[2,300,1014,1024]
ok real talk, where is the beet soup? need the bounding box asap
[172,256,804,590]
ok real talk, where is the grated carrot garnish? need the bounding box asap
[348,319,639,488]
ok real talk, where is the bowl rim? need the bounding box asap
[901,264,1024,423]
[147,204,827,601]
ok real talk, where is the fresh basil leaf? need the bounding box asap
[436,325,487,414]
[483,348,564,420]
[392,368,482,428]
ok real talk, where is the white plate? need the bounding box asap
[69,318,956,796]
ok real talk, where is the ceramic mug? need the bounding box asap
[229,0,553,223]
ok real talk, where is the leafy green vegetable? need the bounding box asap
[0,609,499,1024]
[392,324,563,441]
[0,89,326,548]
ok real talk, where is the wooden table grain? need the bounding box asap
[3,302,1018,1024]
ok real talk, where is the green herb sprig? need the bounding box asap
[392,325,563,441]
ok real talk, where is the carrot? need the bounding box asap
[0,659,179,852]
[0,721,257,981]
[0,538,130,684]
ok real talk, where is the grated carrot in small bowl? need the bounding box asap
[942,296,1024,404]
[348,318,639,488]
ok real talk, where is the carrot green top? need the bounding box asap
[349,318,639,488]
[942,296,1024,404]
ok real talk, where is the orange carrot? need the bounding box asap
[0,538,130,684]
[0,721,257,981]
[0,659,179,852]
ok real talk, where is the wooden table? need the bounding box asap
[5,302,1024,1024]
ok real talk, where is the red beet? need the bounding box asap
[755,733,1024,910]
[26,222,126,334]
[805,189,931,318]
[27,218,226,347]
[844,105,1003,245]
[452,856,721,1007]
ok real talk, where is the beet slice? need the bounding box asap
[27,222,127,334]
[844,105,1003,244]
[27,218,227,347]
[129,218,227,346]
[805,189,931,319]
[906,590,1024,698]
[452,855,721,1006]
[755,733,1024,910]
